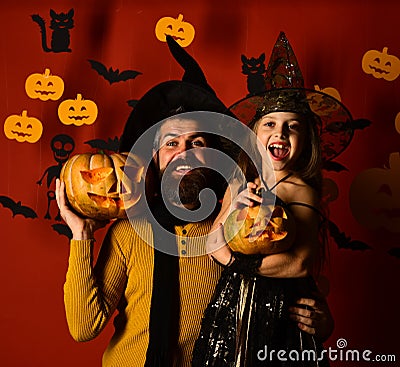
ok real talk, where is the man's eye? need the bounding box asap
[166,141,177,147]
[192,140,204,147]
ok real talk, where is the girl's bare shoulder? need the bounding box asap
[276,175,319,207]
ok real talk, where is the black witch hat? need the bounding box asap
[119,36,232,153]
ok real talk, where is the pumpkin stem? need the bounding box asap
[21,110,28,117]
[177,14,183,21]
[44,68,50,77]
[388,152,400,169]
[382,47,388,54]
[314,85,321,91]
[76,94,82,100]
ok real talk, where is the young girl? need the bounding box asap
[192,88,330,367]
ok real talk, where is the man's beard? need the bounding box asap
[160,159,220,209]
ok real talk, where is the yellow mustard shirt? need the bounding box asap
[64,217,221,367]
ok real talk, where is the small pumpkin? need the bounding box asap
[155,14,195,48]
[314,85,341,101]
[224,204,292,255]
[350,152,400,233]
[61,152,146,220]
[25,68,64,101]
[58,94,98,126]
[4,110,43,143]
[362,47,400,81]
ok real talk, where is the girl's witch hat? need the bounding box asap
[230,31,370,162]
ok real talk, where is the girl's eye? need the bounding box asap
[288,123,301,130]
[264,122,274,127]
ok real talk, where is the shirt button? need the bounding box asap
[181,240,186,245]
[181,250,187,255]
[182,229,187,235]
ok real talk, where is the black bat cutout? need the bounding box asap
[88,59,142,84]
[327,220,371,251]
[388,247,400,259]
[85,136,120,152]
[323,161,348,172]
[127,99,139,108]
[52,223,72,239]
[0,195,38,219]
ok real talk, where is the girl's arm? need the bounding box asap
[207,181,262,266]
[257,187,321,278]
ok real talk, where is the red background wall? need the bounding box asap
[1,1,399,366]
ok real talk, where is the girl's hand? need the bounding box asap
[55,178,109,240]
[232,182,262,210]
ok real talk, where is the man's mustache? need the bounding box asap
[161,156,205,176]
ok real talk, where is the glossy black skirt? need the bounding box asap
[192,269,329,366]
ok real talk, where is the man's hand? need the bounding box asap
[55,179,108,240]
[289,296,334,342]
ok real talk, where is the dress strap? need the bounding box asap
[268,172,293,192]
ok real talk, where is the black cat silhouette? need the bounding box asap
[241,53,266,95]
[31,9,74,53]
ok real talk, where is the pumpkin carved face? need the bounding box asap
[362,47,400,81]
[224,205,291,255]
[350,152,400,232]
[61,152,146,220]
[58,94,98,126]
[4,110,43,143]
[25,68,64,101]
[155,14,195,48]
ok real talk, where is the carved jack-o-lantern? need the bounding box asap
[395,112,400,134]
[362,47,400,81]
[61,152,146,220]
[224,205,292,255]
[155,14,195,48]
[25,68,64,101]
[58,94,98,126]
[350,152,400,232]
[4,110,43,143]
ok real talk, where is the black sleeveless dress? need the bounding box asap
[192,175,329,367]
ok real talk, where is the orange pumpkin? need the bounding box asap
[3,110,43,143]
[350,152,400,233]
[362,47,400,81]
[395,112,400,134]
[25,68,64,101]
[58,94,98,126]
[155,14,195,48]
[60,152,146,220]
[224,204,292,255]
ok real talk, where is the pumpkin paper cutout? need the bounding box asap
[58,94,98,126]
[350,152,400,233]
[314,85,341,102]
[4,110,43,143]
[362,47,400,81]
[25,68,64,101]
[60,152,146,220]
[224,205,293,255]
[155,14,195,48]
[395,112,400,134]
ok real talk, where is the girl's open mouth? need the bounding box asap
[268,143,290,160]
